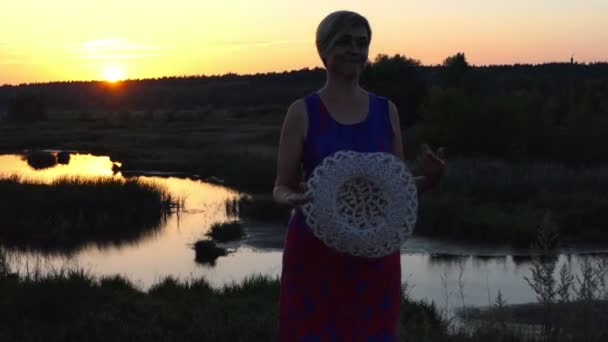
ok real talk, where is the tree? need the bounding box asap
[441,52,470,88]
[7,91,48,121]
[361,54,428,127]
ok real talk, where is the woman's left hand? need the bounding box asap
[416,144,446,190]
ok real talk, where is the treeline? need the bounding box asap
[1,54,607,162]
[0,68,327,113]
[1,54,606,117]
[415,54,608,163]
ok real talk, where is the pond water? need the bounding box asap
[1,152,607,314]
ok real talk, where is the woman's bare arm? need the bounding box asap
[387,100,432,193]
[273,99,311,206]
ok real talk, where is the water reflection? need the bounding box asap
[429,253,468,265]
[0,153,239,254]
[0,153,119,181]
[512,255,534,265]
[0,154,181,254]
[4,221,167,257]
[1,152,608,312]
[4,242,607,309]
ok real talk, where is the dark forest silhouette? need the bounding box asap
[1,53,607,163]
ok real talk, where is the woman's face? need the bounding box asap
[324,25,370,79]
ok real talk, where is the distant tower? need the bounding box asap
[570,53,575,64]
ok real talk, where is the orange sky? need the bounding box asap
[1,0,607,85]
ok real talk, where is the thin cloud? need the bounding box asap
[206,39,309,48]
[0,44,42,65]
[84,53,160,60]
[0,61,42,65]
[0,45,31,57]
[66,38,165,60]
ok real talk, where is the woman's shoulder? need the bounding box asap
[365,90,394,105]
[286,91,321,120]
[285,97,308,121]
[366,91,399,128]
[366,91,397,113]
[287,97,306,112]
[282,97,310,139]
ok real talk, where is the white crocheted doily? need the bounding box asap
[301,151,418,258]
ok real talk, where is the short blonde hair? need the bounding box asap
[316,11,372,65]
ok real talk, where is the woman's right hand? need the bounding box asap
[284,192,312,207]
[273,184,312,207]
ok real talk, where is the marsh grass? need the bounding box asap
[0,175,177,253]
[25,150,57,169]
[1,248,607,341]
[227,194,292,222]
[0,110,278,193]
[205,221,244,242]
[0,262,281,341]
[192,240,228,264]
[2,111,606,245]
[456,212,608,341]
[416,159,608,245]
[0,258,447,342]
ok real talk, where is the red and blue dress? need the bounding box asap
[278,92,402,341]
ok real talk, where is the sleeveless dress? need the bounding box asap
[278,92,402,341]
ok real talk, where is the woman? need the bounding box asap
[273,10,446,340]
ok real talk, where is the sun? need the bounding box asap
[102,65,125,82]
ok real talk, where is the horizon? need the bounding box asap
[3,58,608,87]
[2,0,607,86]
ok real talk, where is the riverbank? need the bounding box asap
[1,110,607,247]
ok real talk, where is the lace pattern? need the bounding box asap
[301,151,418,258]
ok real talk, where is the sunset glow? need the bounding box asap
[1,0,607,85]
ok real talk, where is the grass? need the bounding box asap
[56,151,70,164]
[454,258,608,341]
[416,193,542,247]
[205,221,244,243]
[0,109,279,193]
[217,157,608,247]
[1,261,606,341]
[2,224,608,342]
[189,150,277,193]
[192,240,228,264]
[0,268,281,341]
[0,175,177,253]
[410,159,608,246]
[454,216,608,341]
[25,150,57,169]
[1,111,608,246]
[0,259,451,342]
[227,194,292,223]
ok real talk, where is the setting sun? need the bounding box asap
[102,65,125,82]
